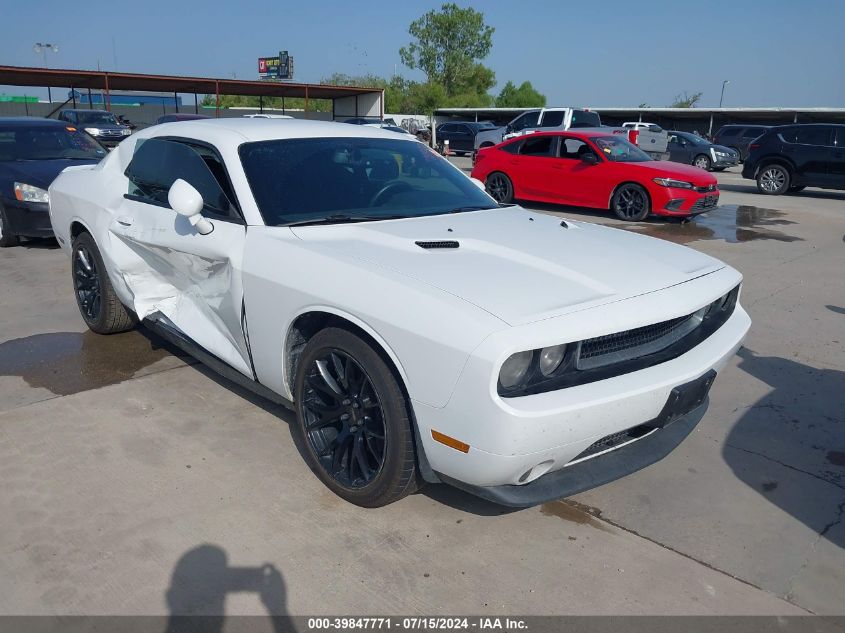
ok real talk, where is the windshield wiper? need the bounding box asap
[446,205,495,214]
[285,214,409,227]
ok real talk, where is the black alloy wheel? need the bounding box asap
[71,232,137,334]
[301,349,387,489]
[293,327,418,507]
[74,242,102,323]
[611,184,650,221]
[485,172,513,203]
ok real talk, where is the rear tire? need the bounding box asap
[0,204,20,247]
[693,154,712,171]
[71,232,137,334]
[485,172,513,204]
[293,327,418,508]
[756,164,790,195]
[611,183,650,221]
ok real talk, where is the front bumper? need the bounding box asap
[411,269,750,500]
[652,187,719,216]
[1,198,53,238]
[439,391,710,507]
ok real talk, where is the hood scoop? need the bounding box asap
[415,240,460,250]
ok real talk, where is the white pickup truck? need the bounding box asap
[473,109,669,160]
[621,122,670,160]
[473,108,602,150]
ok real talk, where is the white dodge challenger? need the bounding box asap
[48,119,750,507]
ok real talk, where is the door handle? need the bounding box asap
[115,217,134,227]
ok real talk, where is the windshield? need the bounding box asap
[679,132,708,146]
[569,110,602,128]
[75,112,119,126]
[592,136,652,163]
[0,125,108,161]
[239,137,497,226]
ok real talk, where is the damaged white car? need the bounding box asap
[49,119,750,508]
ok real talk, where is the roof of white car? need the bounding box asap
[143,118,410,144]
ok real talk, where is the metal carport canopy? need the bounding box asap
[0,65,384,110]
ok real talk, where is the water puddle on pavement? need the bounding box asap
[0,329,189,396]
[540,500,614,533]
[623,205,802,244]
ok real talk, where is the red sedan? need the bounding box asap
[471,131,719,221]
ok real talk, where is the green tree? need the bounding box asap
[671,91,703,108]
[495,81,546,108]
[399,3,495,98]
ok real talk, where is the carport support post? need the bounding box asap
[304,86,309,119]
[194,93,198,115]
[259,95,264,113]
[282,97,285,115]
[87,88,93,109]
[104,73,110,111]
[708,113,714,137]
[215,81,220,118]
[71,87,76,108]
[174,92,179,113]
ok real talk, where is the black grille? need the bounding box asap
[415,240,459,249]
[579,314,693,361]
[571,424,654,462]
[693,184,717,193]
[690,195,718,212]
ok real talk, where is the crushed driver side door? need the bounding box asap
[108,137,254,377]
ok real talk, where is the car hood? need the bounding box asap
[290,207,724,326]
[626,160,718,184]
[0,158,102,192]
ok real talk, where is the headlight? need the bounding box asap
[653,177,693,189]
[121,128,132,136]
[14,182,49,203]
[539,345,567,376]
[499,351,533,389]
[84,127,101,135]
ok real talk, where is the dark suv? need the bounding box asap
[713,124,770,161]
[742,124,845,195]
[57,109,132,147]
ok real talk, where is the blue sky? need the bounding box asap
[2,0,844,107]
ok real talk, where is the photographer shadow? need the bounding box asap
[165,544,293,633]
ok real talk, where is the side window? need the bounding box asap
[558,138,594,160]
[836,128,845,147]
[458,125,472,135]
[741,127,763,138]
[438,124,455,134]
[519,136,554,157]
[125,138,238,218]
[720,128,741,138]
[791,127,834,146]
[511,111,540,132]
[538,111,565,128]
[499,140,522,154]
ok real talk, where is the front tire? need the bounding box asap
[0,204,20,247]
[693,154,712,171]
[71,232,137,334]
[293,327,418,508]
[757,164,790,195]
[611,183,650,221]
[485,172,513,204]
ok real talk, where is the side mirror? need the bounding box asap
[580,153,598,165]
[470,177,486,191]
[168,178,213,235]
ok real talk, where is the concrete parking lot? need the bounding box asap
[0,166,842,617]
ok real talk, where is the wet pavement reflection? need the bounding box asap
[621,204,802,244]
[0,329,191,396]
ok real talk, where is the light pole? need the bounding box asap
[33,42,59,103]
[719,79,730,108]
